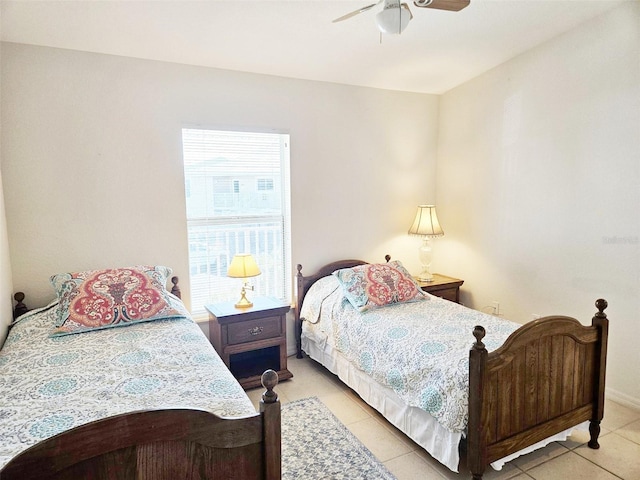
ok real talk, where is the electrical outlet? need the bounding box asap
[492,301,500,316]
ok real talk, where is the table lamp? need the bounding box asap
[227,253,261,308]
[408,205,444,282]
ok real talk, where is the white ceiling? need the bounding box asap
[0,0,625,94]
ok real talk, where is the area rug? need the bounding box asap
[281,397,397,480]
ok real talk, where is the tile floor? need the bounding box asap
[246,356,640,480]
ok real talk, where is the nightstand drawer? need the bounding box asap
[415,274,464,304]
[431,287,458,302]
[227,316,282,345]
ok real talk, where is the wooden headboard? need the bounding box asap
[293,255,390,358]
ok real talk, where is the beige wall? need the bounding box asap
[2,2,638,407]
[0,42,439,342]
[436,2,640,407]
[0,165,14,346]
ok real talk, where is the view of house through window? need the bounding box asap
[181,128,291,317]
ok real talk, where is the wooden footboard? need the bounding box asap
[467,300,609,479]
[1,371,281,480]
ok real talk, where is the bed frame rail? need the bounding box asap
[468,299,609,479]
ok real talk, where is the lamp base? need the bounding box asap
[416,237,435,283]
[416,271,434,282]
[234,299,253,309]
[234,286,254,309]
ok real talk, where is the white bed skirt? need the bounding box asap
[302,333,587,473]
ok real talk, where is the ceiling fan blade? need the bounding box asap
[332,1,382,23]
[413,0,470,12]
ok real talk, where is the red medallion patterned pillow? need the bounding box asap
[50,266,188,336]
[333,261,427,312]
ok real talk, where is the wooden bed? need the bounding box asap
[2,278,282,480]
[294,259,609,480]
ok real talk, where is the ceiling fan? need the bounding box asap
[333,0,470,35]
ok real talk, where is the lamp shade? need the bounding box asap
[408,205,444,237]
[227,254,261,278]
[376,4,412,34]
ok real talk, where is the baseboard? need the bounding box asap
[606,387,640,411]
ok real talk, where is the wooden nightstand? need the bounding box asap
[415,274,464,303]
[205,297,293,390]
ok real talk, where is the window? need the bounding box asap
[181,128,291,317]
[257,178,274,191]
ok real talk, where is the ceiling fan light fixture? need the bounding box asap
[376,5,412,34]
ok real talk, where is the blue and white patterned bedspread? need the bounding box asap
[0,302,255,469]
[301,276,521,434]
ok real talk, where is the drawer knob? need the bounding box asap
[249,326,264,336]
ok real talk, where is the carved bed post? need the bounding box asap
[588,298,609,449]
[295,264,304,358]
[468,325,488,480]
[13,292,28,320]
[260,370,281,480]
[170,276,181,299]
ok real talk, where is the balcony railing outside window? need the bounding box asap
[188,221,285,314]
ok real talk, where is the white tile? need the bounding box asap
[437,461,524,480]
[342,387,380,417]
[346,417,413,463]
[482,465,530,480]
[575,432,640,479]
[384,452,445,480]
[287,355,335,378]
[616,418,640,446]
[527,451,619,480]
[317,390,372,425]
[276,367,345,401]
[510,442,569,472]
[414,443,523,480]
[602,400,640,431]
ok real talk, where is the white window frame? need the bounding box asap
[181,128,292,318]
